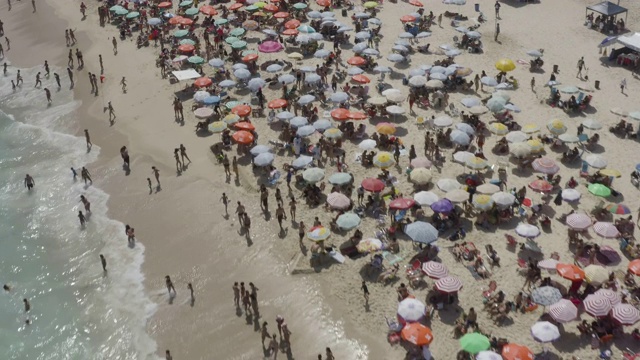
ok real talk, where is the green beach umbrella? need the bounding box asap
[209,121,228,133]
[242,50,258,56]
[364,1,379,8]
[229,28,246,37]
[293,3,308,9]
[188,56,205,64]
[245,5,259,11]
[179,0,194,7]
[226,101,241,110]
[225,36,241,44]
[336,213,361,230]
[459,333,490,354]
[185,7,199,16]
[174,29,189,37]
[328,172,352,185]
[125,11,140,19]
[254,1,267,8]
[114,8,129,16]
[231,40,247,49]
[179,39,196,45]
[588,183,611,197]
[214,18,229,25]
[109,5,125,12]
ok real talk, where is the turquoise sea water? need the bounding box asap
[0,66,158,360]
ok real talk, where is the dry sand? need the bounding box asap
[3,0,640,358]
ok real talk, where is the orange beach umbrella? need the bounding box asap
[199,5,218,16]
[502,344,534,360]
[331,108,350,121]
[232,130,255,144]
[232,104,252,117]
[629,259,640,275]
[234,122,256,131]
[556,263,585,281]
[401,323,434,346]
[268,98,288,109]
[178,44,195,53]
[193,77,213,88]
[158,2,172,8]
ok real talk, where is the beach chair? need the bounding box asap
[416,116,425,128]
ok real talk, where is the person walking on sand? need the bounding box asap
[276,204,287,231]
[112,37,118,55]
[24,174,35,190]
[99,254,107,272]
[44,88,51,104]
[289,196,297,221]
[44,61,50,77]
[23,298,31,312]
[152,166,160,186]
[243,213,251,236]
[232,156,238,179]
[577,57,585,78]
[361,280,370,304]
[16,69,22,86]
[179,144,191,165]
[5,37,9,51]
[120,77,127,93]
[236,201,245,226]
[107,102,116,122]
[268,334,279,359]
[222,154,231,177]
[233,282,240,307]
[261,322,272,345]
[71,167,78,180]
[165,275,176,296]
[494,1,500,19]
[494,23,500,42]
[80,195,91,213]
[326,348,335,360]
[120,146,130,168]
[31,0,36,12]
[298,221,305,247]
[99,54,104,74]
[221,193,229,215]
[81,167,92,184]
[621,78,627,94]
[147,178,153,193]
[173,148,182,172]
[88,72,95,93]
[165,350,172,360]
[260,185,269,212]
[78,211,86,227]
[84,129,92,150]
[67,67,74,86]
[91,74,98,95]
[68,49,74,68]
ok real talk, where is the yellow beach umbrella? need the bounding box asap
[363,1,378,8]
[376,122,397,135]
[488,123,509,135]
[208,121,227,133]
[254,1,267,8]
[599,169,621,178]
[223,113,240,124]
[495,58,516,72]
[410,168,432,185]
[547,119,567,135]
[466,156,489,170]
[522,123,540,134]
[288,52,304,60]
[472,194,494,211]
[373,151,396,168]
[527,139,544,152]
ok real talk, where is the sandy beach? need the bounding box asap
[3,0,640,359]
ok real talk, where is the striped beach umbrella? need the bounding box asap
[593,222,620,238]
[611,303,640,325]
[548,299,578,323]
[594,289,621,305]
[566,213,592,230]
[583,294,612,317]
[326,192,350,209]
[435,276,463,293]
[373,151,396,168]
[529,179,553,192]
[605,203,631,215]
[546,119,567,135]
[421,261,449,279]
[532,157,560,174]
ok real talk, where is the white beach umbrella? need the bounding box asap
[266,64,283,73]
[429,73,447,81]
[292,155,314,169]
[531,321,560,343]
[250,145,271,156]
[409,68,426,77]
[276,111,294,120]
[278,74,295,84]
[362,48,379,56]
[561,188,581,202]
[505,131,528,143]
[247,78,266,91]
[289,116,309,128]
[355,31,371,39]
[387,54,405,62]
[460,97,481,107]
[492,192,515,207]
[414,191,439,206]
[416,32,432,38]
[437,178,461,192]
[392,45,409,52]
[585,154,607,168]
[399,32,415,39]
[582,118,602,130]
[352,43,369,53]
[298,95,316,105]
[476,351,503,360]
[433,116,453,127]
[516,223,540,238]
[208,58,225,68]
[219,80,237,88]
[409,76,427,87]
[296,125,316,137]
[314,49,331,58]
[425,80,444,89]
[233,68,251,79]
[305,74,321,83]
[430,66,446,73]
[254,152,275,167]
[455,123,475,136]
[262,29,278,36]
[330,92,349,103]
[358,139,377,150]
[347,67,364,75]
[481,76,498,87]
[193,91,211,102]
[313,119,333,131]
[386,105,405,115]
[453,151,474,164]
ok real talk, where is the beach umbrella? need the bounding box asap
[495,59,516,72]
[560,86,579,94]
[209,58,225,68]
[193,90,211,102]
[275,111,294,121]
[529,179,553,193]
[258,41,284,53]
[459,333,490,354]
[291,155,313,169]
[527,139,544,152]
[296,125,316,137]
[231,41,248,49]
[223,113,240,125]
[232,130,254,144]
[593,289,620,306]
[250,145,271,156]
[329,92,350,103]
[389,198,417,211]
[437,178,461,192]
[610,107,628,116]
[352,43,369,54]
[405,221,439,244]
[409,76,427,87]
[583,294,612,317]
[367,97,387,106]
[219,80,237,88]
[549,299,578,323]
[504,131,527,143]
[510,143,532,157]
[266,64,283,73]
[148,17,162,25]
[434,116,453,128]
[278,74,295,84]
[629,111,640,120]
[452,151,473,165]
[373,152,396,168]
[476,352,503,360]
[328,172,352,185]
[362,48,380,56]
[352,74,371,84]
[401,323,433,346]
[247,78,266,92]
[416,31,431,38]
[584,265,608,285]
[232,63,248,70]
[262,29,278,37]
[516,223,540,238]
[531,321,560,343]
[445,189,469,203]
[593,221,619,238]
[180,0,193,7]
[559,134,580,143]
[501,344,534,360]
[629,259,640,275]
[336,213,361,230]
[233,68,251,80]
[582,118,602,130]
[374,66,391,74]
[254,152,275,167]
[410,168,432,185]
[465,156,488,170]
[173,29,189,37]
[411,157,432,169]
[531,286,562,306]
[588,183,611,197]
[397,298,426,322]
[522,124,541,134]
[429,73,448,81]
[532,157,560,174]
[481,76,498,87]
[456,123,476,136]
[296,25,316,34]
[229,28,246,38]
[313,49,330,59]
[491,192,515,207]
[194,107,214,119]
[324,128,343,139]
[361,178,385,192]
[296,95,316,106]
[409,68,426,77]
[585,154,607,169]
[538,258,559,272]
[556,263,585,281]
[414,191,439,206]
[431,199,454,213]
[199,5,217,15]
[302,168,325,183]
[376,123,396,135]
[387,54,405,63]
[472,194,494,211]
[566,213,592,230]
[611,303,640,325]
[547,119,567,135]
[599,169,621,178]
[114,8,129,15]
[487,97,507,113]
[307,10,322,18]
[356,238,383,253]
[431,65,446,73]
[126,11,141,19]
[358,139,377,150]
[289,117,309,128]
[476,183,500,195]
[421,262,448,279]
[487,123,510,137]
[425,80,444,89]
[400,14,417,22]
[208,121,227,133]
[386,105,405,115]
[307,226,331,241]
[268,98,287,109]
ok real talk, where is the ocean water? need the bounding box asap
[0,67,158,360]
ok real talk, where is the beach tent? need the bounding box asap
[586,1,627,23]
[171,69,201,81]
[617,32,640,52]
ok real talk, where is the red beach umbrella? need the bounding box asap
[168,16,184,25]
[347,56,366,66]
[158,2,172,8]
[231,104,252,117]
[409,0,424,6]
[556,263,585,281]
[242,53,259,62]
[528,179,553,192]
[284,19,301,29]
[234,122,255,131]
[193,77,212,88]
[361,178,385,192]
[264,4,279,12]
[282,28,299,35]
[352,74,371,84]
[229,3,244,10]
[331,108,350,121]
[273,11,289,18]
[629,259,640,275]
[199,5,218,16]
[389,198,416,210]
[178,18,194,26]
[268,98,288,109]
[349,111,367,120]
[435,276,463,293]
[178,44,195,53]
[317,0,331,6]
[400,15,417,22]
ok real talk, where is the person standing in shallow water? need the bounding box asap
[24,174,35,190]
[78,211,86,226]
[100,254,107,272]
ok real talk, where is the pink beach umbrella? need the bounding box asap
[435,276,463,293]
[397,298,426,323]
[532,157,560,174]
[258,40,284,53]
[594,289,621,305]
[326,192,350,210]
[593,222,620,238]
[610,303,640,325]
[583,294,612,317]
[548,299,578,323]
[411,157,432,169]
[566,213,592,230]
[421,261,449,279]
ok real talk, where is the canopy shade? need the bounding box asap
[587,1,627,16]
[171,69,201,81]
[617,32,640,52]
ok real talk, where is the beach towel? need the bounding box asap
[382,251,403,265]
[466,265,483,280]
[329,250,346,264]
